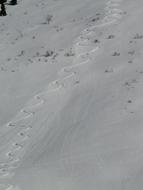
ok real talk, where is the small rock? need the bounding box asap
[94,39,100,43]
[107,34,115,39]
[112,52,120,56]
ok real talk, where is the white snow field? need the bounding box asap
[0,0,143,189]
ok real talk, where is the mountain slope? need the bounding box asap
[1,0,143,189]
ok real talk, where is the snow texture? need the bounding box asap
[0,0,143,189]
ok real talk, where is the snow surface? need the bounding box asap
[0,0,143,189]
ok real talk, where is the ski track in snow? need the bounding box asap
[0,0,124,188]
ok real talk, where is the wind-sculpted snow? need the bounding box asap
[0,0,125,189]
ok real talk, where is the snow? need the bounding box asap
[0,0,143,189]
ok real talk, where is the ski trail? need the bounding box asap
[18,49,98,113]
[0,0,124,182]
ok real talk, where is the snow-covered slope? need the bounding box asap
[1,0,143,189]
